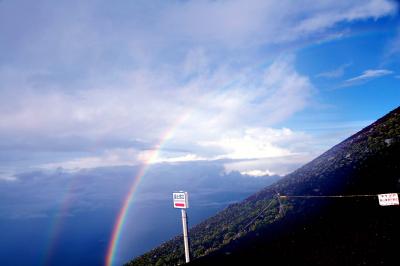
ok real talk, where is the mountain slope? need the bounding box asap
[127,107,400,266]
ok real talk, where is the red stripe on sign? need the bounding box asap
[175,203,185,207]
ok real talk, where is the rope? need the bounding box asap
[235,192,398,240]
[279,194,379,199]
[240,193,386,232]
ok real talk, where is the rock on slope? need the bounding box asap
[127,106,400,266]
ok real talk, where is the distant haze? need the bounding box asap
[0,161,279,265]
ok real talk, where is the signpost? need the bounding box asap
[378,193,399,206]
[173,191,190,263]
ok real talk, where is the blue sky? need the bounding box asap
[0,0,399,179]
[0,1,400,265]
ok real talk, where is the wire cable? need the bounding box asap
[279,194,381,199]
[242,200,276,231]
[236,192,398,240]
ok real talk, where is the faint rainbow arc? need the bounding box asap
[105,112,191,266]
[43,180,76,266]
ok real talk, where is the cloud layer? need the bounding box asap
[0,0,397,174]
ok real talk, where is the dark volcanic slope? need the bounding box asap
[128,107,400,266]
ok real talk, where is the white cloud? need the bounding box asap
[37,124,315,173]
[153,0,396,47]
[0,0,395,71]
[1,56,314,169]
[384,26,400,60]
[225,154,318,177]
[344,69,393,84]
[317,63,352,78]
[283,1,395,41]
[153,154,207,164]
[0,173,17,182]
[240,169,276,177]
[202,127,303,160]
[0,0,396,173]
[41,148,141,171]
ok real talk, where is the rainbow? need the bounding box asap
[105,113,190,266]
[43,175,78,266]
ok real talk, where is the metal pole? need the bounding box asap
[181,208,190,263]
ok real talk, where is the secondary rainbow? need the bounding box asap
[105,113,190,266]
[43,178,77,266]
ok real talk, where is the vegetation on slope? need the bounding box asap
[127,106,400,266]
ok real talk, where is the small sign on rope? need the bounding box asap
[377,193,399,206]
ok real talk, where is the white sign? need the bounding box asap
[173,191,189,209]
[378,193,399,206]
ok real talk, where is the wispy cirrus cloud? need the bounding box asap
[343,69,393,86]
[384,25,400,62]
[317,63,352,78]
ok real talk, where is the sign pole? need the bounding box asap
[173,191,191,263]
[181,208,190,263]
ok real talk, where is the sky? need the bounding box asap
[0,0,399,178]
[0,0,400,265]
